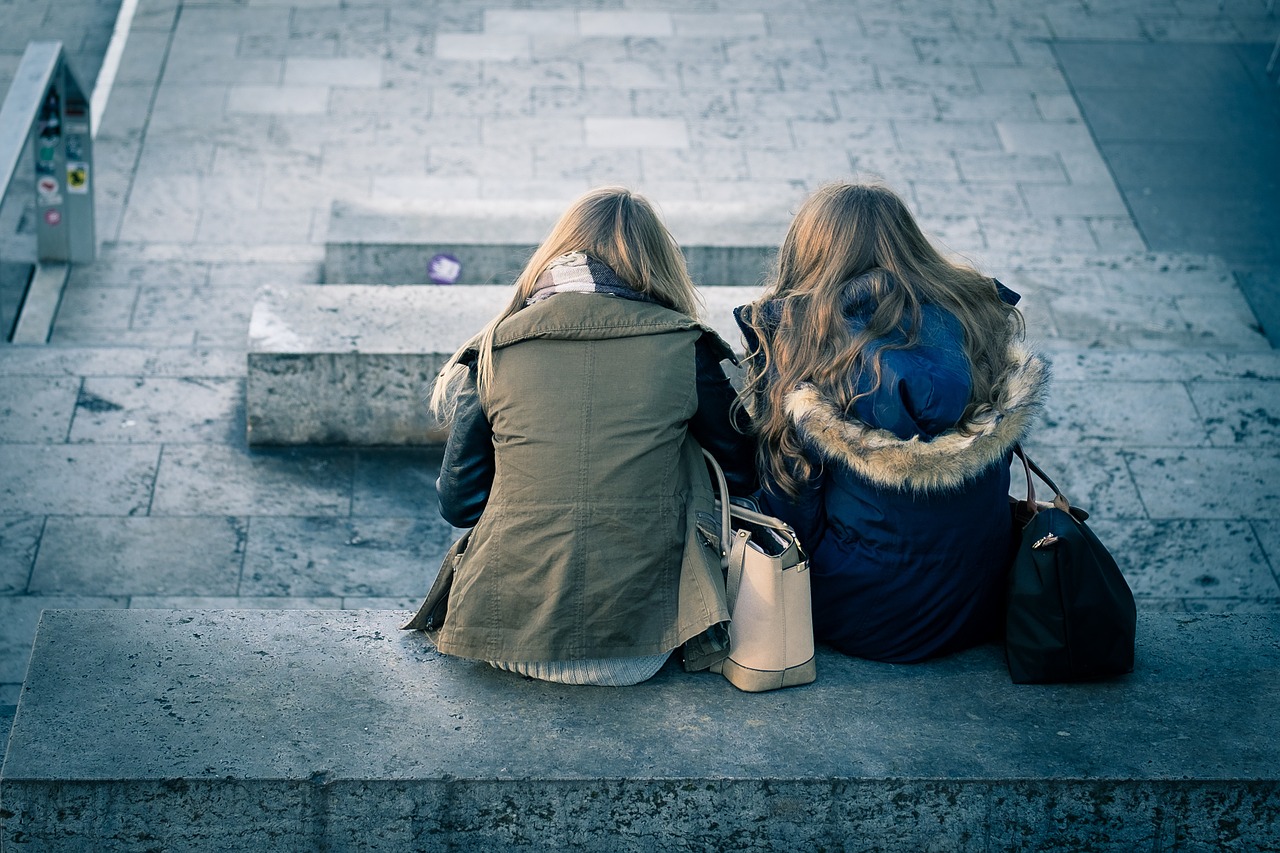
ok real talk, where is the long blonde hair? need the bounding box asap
[430,186,700,419]
[739,182,1024,496]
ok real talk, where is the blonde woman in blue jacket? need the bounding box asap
[735,182,1050,663]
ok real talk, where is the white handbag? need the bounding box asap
[702,450,816,692]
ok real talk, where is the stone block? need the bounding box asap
[323,199,790,286]
[0,445,160,516]
[2,610,1278,851]
[246,284,761,446]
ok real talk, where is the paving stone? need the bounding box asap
[978,214,1099,256]
[1014,444,1148,520]
[0,445,159,516]
[0,595,127,682]
[894,119,1003,151]
[283,57,381,87]
[582,59,678,89]
[434,33,530,62]
[0,517,42,596]
[740,90,840,121]
[351,449,442,518]
[1127,448,1280,520]
[482,9,577,35]
[639,148,749,182]
[1035,93,1085,122]
[432,79,532,117]
[29,517,246,597]
[913,35,1019,65]
[746,148,852,184]
[1023,183,1131,217]
[482,59,581,89]
[1088,217,1148,252]
[578,11,673,37]
[876,63,982,95]
[425,145,533,180]
[163,52,284,86]
[0,377,80,443]
[131,286,258,334]
[531,86,636,119]
[788,119,897,151]
[999,117,1101,154]
[151,446,354,517]
[226,85,330,115]
[849,150,961,184]
[910,182,1028,217]
[1040,381,1209,447]
[1089,519,1279,603]
[679,59,784,92]
[632,89,732,120]
[673,13,766,38]
[686,116,794,149]
[1189,381,1280,448]
[585,117,688,148]
[68,377,243,445]
[934,92,1042,121]
[240,516,453,598]
[533,148,643,184]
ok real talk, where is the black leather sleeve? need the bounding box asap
[435,365,495,528]
[690,334,759,496]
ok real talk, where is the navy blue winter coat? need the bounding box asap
[735,284,1049,663]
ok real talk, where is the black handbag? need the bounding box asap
[1006,446,1136,684]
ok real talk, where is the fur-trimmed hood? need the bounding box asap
[785,341,1050,493]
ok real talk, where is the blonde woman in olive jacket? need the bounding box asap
[406,187,756,686]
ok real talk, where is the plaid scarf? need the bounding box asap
[525,252,654,306]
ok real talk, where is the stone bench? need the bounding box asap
[324,199,791,285]
[2,609,1276,851]
[246,283,760,446]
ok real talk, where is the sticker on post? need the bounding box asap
[66,162,89,193]
[37,176,61,202]
[428,253,462,284]
[43,208,62,226]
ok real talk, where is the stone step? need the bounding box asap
[245,283,761,445]
[2,609,1276,851]
[324,198,792,286]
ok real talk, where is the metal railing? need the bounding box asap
[0,41,96,342]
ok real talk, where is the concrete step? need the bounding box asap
[245,283,762,445]
[2,609,1276,852]
[324,198,792,286]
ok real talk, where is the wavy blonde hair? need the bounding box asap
[430,186,700,419]
[738,181,1024,497]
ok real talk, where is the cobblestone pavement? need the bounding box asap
[2,0,1279,734]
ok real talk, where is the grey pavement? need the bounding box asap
[2,0,1280,746]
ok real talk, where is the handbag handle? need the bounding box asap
[1013,445,1072,516]
[701,448,800,570]
[702,448,734,571]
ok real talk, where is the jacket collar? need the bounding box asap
[785,341,1050,492]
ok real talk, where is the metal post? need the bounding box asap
[32,46,96,264]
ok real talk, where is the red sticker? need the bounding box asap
[44,209,62,226]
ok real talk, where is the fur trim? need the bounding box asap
[785,342,1050,493]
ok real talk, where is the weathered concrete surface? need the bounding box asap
[325,199,790,286]
[245,284,762,445]
[2,609,1277,852]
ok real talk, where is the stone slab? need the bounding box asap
[245,284,761,445]
[323,199,791,285]
[2,610,1277,852]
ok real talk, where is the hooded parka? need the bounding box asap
[420,285,754,666]
[737,285,1049,663]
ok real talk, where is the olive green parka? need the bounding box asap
[406,292,751,669]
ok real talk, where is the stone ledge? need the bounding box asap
[245,284,761,445]
[2,609,1277,851]
[324,199,792,285]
